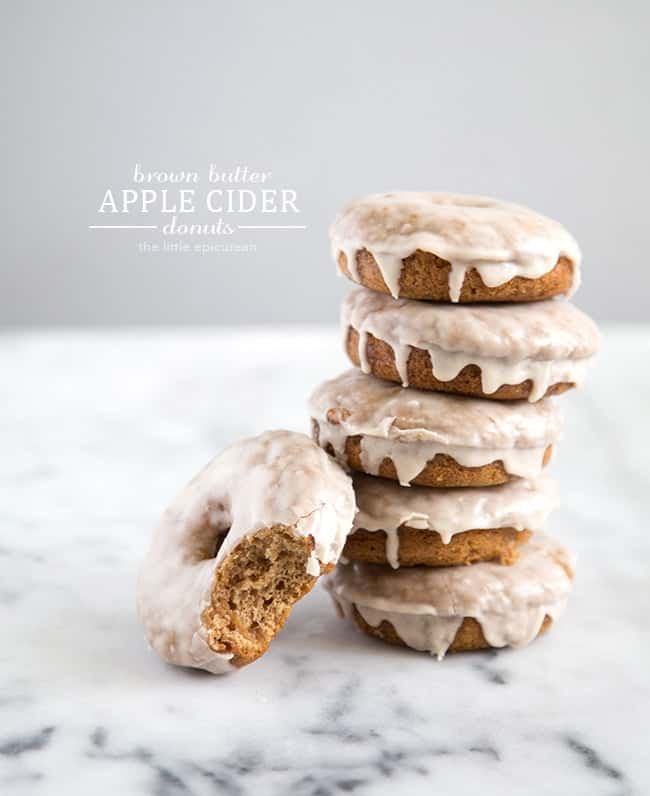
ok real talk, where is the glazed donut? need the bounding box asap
[343,287,599,402]
[137,430,355,673]
[308,370,563,487]
[344,473,558,568]
[328,533,574,658]
[331,192,580,303]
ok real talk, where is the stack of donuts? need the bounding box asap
[309,192,599,658]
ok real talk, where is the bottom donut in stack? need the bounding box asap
[328,534,574,659]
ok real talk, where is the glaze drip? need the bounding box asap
[316,420,553,486]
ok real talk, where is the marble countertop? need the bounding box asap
[1,326,648,795]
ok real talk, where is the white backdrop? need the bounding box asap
[3,1,649,325]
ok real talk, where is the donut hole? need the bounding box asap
[213,532,228,559]
[201,526,320,666]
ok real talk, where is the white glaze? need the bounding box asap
[329,533,574,658]
[317,422,554,485]
[352,473,559,568]
[342,288,599,401]
[309,370,563,485]
[330,191,581,301]
[137,430,356,674]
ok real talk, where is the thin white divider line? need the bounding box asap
[237,225,307,230]
[88,225,158,229]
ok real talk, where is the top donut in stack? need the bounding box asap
[332,192,580,304]
[331,192,598,402]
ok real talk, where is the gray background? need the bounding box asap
[3,1,648,326]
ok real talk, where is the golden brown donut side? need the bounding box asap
[343,527,532,567]
[345,327,575,400]
[349,605,554,653]
[311,419,554,487]
[338,249,575,302]
[202,526,333,668]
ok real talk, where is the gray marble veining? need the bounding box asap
[0,327,648,795]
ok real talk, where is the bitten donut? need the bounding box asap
[331,192,580,302]
[328,534,574,658]
[344,473,558,568]
[343,287,599,401]
[137,430,355,673]
[308,370,563,487]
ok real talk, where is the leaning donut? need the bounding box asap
[137,430,355,673]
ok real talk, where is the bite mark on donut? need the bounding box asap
[201,526,324,667]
